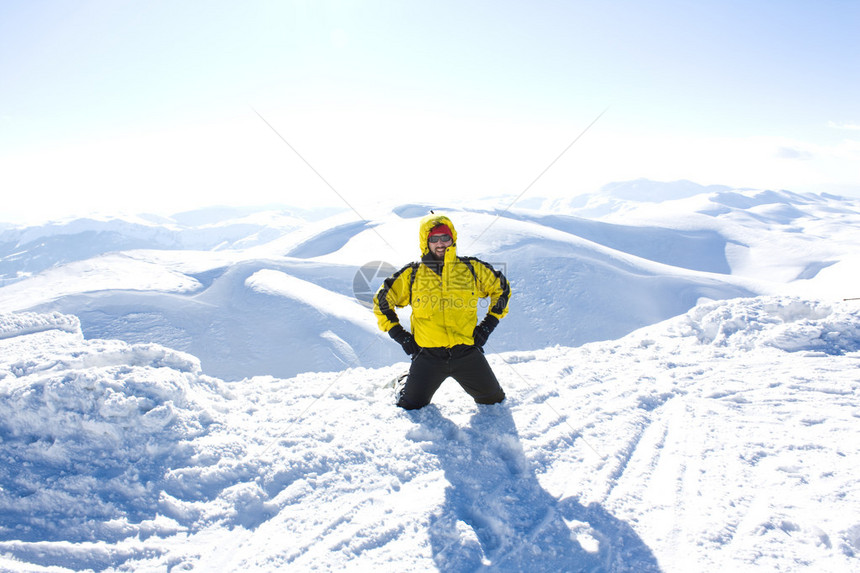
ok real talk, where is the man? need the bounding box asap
[373,213,511,409]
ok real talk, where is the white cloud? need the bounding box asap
[776,147,814,160]
[827,121,860,131]
[3,109,860,225]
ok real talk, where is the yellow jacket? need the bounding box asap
[373,214,510,348]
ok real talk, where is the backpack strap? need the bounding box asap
[408,262,419,305]
[457,256,479,288]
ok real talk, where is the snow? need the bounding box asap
[0,181,859,571]
[244,269,378,332]
[1,296,858,571]
[0,253,204,311]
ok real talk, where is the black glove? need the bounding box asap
[388,324,420,356]
[472,315,499,348]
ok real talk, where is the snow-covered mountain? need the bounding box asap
[1,180,859,571]
[1,181,856,381]
[1,297,858,572]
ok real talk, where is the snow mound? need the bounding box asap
[245,268,374,328]
[677,297,860,354]
[0,313,233,552]
[0,311,80,340]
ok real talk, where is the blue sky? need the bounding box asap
[1,0,858,222]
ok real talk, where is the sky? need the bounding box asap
[1,0,859,224]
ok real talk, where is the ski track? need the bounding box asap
[589,342,860,572]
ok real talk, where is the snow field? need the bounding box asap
[552,298,860,572]
[1,296,858,571]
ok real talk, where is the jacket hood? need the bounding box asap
[418,213,457,256]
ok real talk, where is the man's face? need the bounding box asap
[428,234,453,260]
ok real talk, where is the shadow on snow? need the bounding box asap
[410,404,662,573]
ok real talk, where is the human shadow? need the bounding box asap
[410,404,662,572]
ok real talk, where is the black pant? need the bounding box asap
[397,345,506,410]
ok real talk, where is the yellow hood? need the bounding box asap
[418,213,457,256]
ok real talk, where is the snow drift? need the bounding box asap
[0,312,233,566]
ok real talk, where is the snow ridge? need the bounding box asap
[0,311,80,340]
[679,298,860,354]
